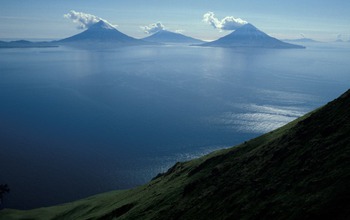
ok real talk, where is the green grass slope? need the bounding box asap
[1,89,350,220]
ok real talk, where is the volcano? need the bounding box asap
[58,20,146,46]
[201,23,305,49]
[142,30,204,45]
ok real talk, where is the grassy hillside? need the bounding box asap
[1,89,350,220]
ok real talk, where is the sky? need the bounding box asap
[0,0,349,42]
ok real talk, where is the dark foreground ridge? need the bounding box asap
[1,89,349,219]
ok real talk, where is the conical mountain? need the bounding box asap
[58,20,145,45]
[201,23,305,48]
[142,30,204,44]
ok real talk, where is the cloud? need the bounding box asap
[64,10,115,29]
[203,11,248,31]
[141,22,165,34]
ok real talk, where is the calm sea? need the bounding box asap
[1,43,349,209]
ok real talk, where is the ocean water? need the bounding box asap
[1,43,349,209]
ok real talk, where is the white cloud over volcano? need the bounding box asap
[141,22,165,34]
[64,10,116,29]
[203,12,248,31]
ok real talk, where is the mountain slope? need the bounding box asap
[201,23,305,49]
[58,20,145,45]
[1,89,349,219]
[142,30,204,44]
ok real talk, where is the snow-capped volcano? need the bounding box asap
[201,23,305,49]
[142,30,204,45]
[88,20,116,30]
[58,20,145,45]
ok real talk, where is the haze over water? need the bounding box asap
[1,43,349,209]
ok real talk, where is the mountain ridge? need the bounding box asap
[1,89,349,219]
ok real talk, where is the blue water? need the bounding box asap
[1,43,349,209]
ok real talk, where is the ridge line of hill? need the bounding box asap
[1,89,349,219]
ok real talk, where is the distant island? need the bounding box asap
[1,22,305,49]
[199,23,305,49]
[142,30,204,45]
[55,20,147,46]
[283,38,320,43]
[0,40,58,48]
